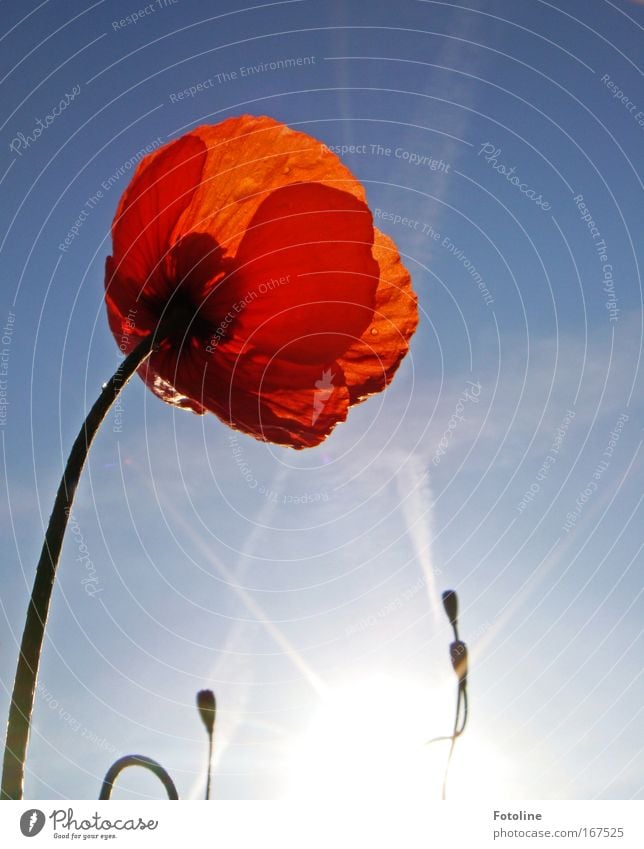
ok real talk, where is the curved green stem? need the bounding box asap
[206,733,213,801]
[99,754,178,800]
[1,336,157,800]
[441,683,468,800]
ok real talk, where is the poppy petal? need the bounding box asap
[174,116,368,257]
[136,343,207,414]
[104,281,163,355]
[338,229,418,402]
[209,182,378,364]
[142,336,350,448]
[105,134,207,337]
[222,357,350,448]
[104,116,418,449]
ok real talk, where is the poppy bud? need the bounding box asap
[449,640,468,684]
[196,689,216,737]
[442,590,459,630]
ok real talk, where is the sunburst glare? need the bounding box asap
[285,675,516,801]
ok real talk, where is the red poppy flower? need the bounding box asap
[105,115,418,448]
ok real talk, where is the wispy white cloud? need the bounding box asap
[393,451,442,624]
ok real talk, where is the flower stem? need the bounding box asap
[196,688,216,800]
[1,335,158,800]
[99,754,178,800]
[206,733,213,801]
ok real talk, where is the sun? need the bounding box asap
[285,675,514,802]
[285,676,442,804]
[444,736,517,800]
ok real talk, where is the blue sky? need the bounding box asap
[0,0,643,801]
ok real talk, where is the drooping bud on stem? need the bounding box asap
[197,689,216,737]
[449,640,468,685]
[441,590,459,636]
[196,689,216,801]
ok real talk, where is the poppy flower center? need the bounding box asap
[156,287,212,344]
